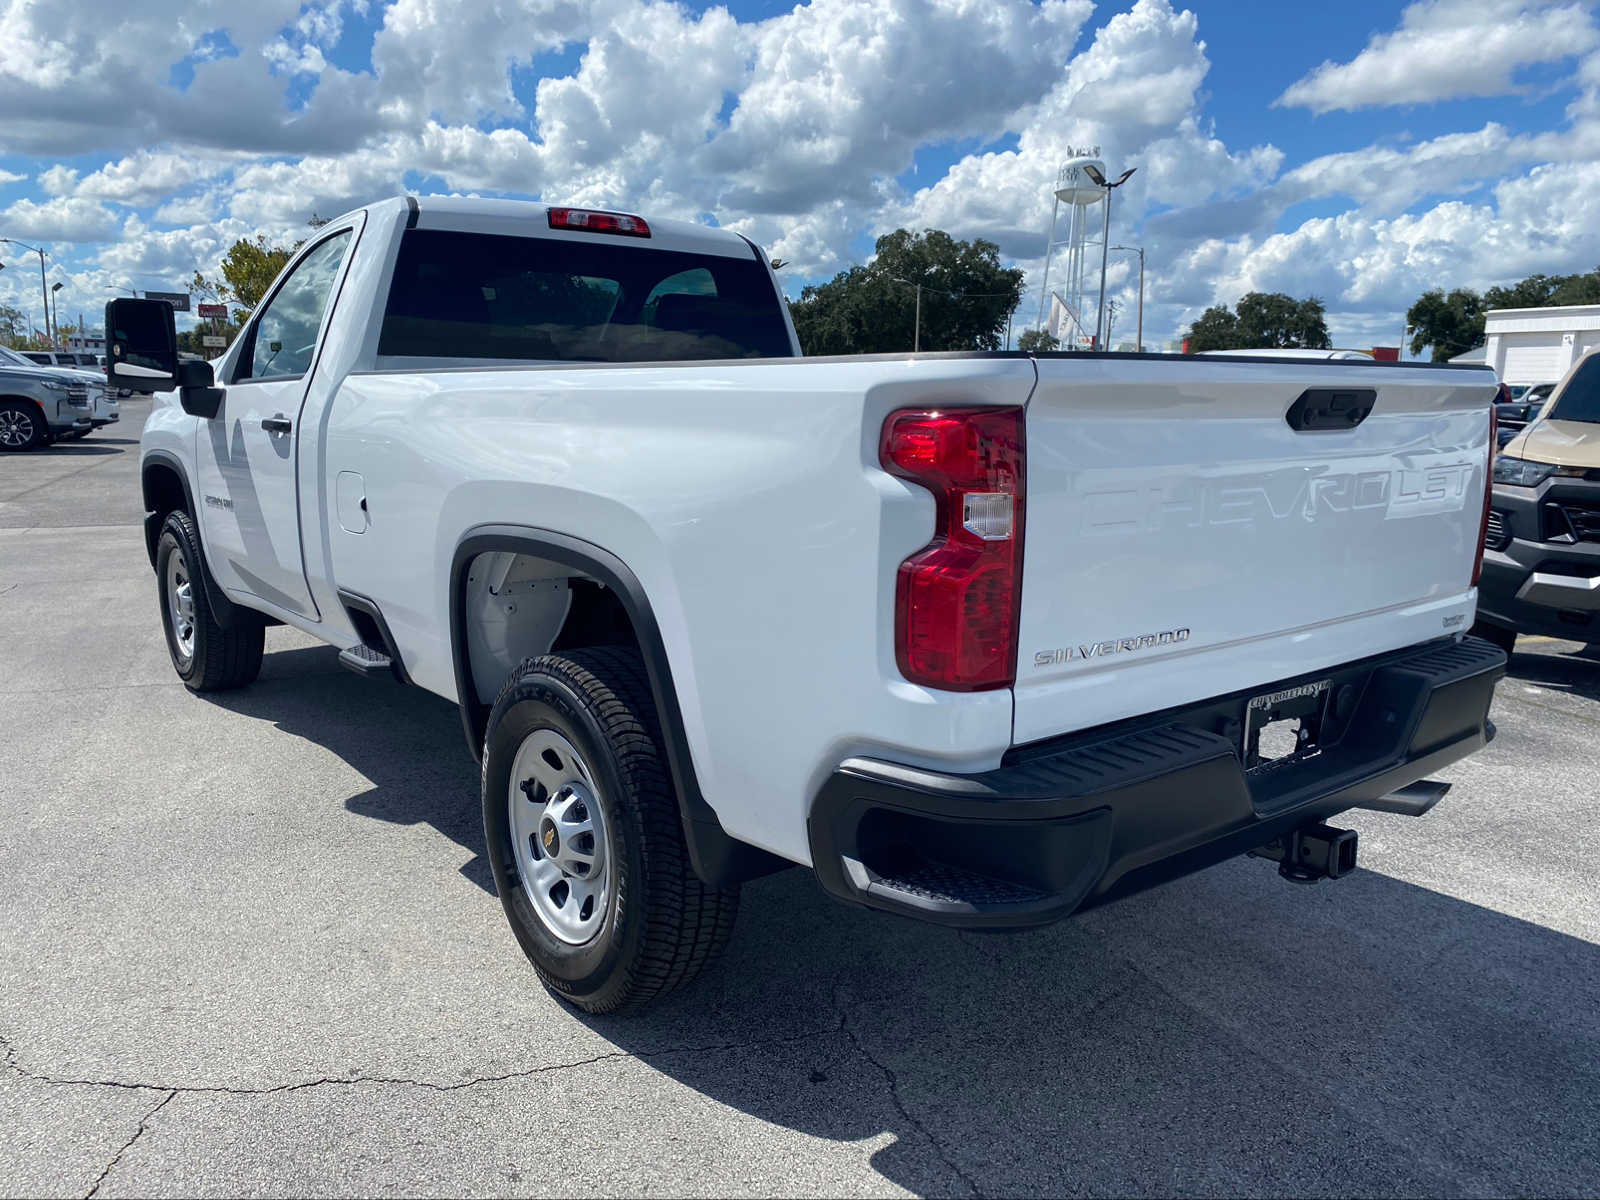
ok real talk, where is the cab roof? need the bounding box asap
[358,195,761,261]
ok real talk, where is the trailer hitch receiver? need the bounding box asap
[1250,823,1358,884]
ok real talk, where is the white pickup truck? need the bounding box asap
[112,196,1506,1013]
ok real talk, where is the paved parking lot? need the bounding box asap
[3,399,1598,1198]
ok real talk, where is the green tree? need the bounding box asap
[1184,304,1240,351]
[1406,288,1485,362]
[1185,292,1331,351]
[1405,265,1600,361]
[1017,328,1060,352]
[190,234,300,318]
[789,228,1024,355]
[0,304,26,347]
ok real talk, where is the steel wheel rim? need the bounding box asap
[166,551,196,662]
[0,410,32,447]
[507,728,612,945]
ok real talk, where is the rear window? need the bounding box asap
[1551,357,1600,425]
[378,228,793,363]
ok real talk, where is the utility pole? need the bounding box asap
[1,239,53,347]
[50,282,62,348]
[890,276,925,352]
[1112,245,1145,352]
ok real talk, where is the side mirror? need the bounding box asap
[177,359,223,420]
[105,299,179,393]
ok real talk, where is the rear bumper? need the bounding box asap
[809,636,1505,928]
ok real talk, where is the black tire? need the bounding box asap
[0,401,46,452]
[481,647,739,1013]
[1472,619,1518,656]
[156,511,265,692]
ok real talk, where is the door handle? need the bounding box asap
[261,414,293,435]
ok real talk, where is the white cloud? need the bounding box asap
[5,0,1600,353]
[0,195,120,242]
[1278,0,1600,114]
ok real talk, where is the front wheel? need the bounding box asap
[0,402,45,452]
[481,648,739,1013]
[156,511,264,691]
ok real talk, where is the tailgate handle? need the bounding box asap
[1285,388,1375,432]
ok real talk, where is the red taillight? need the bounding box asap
[880,407,1025,691]
[1473,403,1497,586]
[547,207,651,238]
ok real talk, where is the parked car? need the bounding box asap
[1477,357,1600,652]
[0,359,94,449]
[1496,381,1556,447]
[31,350,113,369]
[0,345,117,438]
[111,196,1506,1013]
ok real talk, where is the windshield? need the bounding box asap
[379,228,793,363]
[1550,357,1600,425]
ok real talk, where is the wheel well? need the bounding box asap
[450,529,790,888]
[141,461,191,567]
[0,395,45,418]
[461,549,641,709]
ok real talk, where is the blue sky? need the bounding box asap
[3,0,1599,353]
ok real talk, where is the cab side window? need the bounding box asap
[240,232,351,382]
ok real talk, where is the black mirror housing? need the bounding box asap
[177,359,224,419]
[105,299,180,393]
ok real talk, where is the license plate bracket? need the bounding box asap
[1243,679,1332,771]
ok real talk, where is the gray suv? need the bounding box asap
[0,360,94,450]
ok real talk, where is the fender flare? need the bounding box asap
[451,525,786,887]
[140,450,250,630]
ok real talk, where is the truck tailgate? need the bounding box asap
[1012,358,1496,746]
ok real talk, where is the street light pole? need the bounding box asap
[0,238,54,348]
[1112,245,1144,352]
[50,281,63,349]
[1081,165,1136,350]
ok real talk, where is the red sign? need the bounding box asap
[197,303,229,320]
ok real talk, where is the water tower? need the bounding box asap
[1035,148,1107,347]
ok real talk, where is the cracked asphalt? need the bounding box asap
[2,399,1598,1198]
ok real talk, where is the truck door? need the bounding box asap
[195,229,354,617]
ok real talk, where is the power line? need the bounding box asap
[880,274,1017,300]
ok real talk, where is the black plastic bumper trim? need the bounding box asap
[809,636,1506,928]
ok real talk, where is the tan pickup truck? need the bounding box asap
[1479,352,1600,650]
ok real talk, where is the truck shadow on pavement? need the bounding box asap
[206,642,495,893]
[1506,643,1600,701]
[208,640,1600,1198]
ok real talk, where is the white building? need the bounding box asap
[1483,304,1600,386]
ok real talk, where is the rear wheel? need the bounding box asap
[481,648,739,1013]
[1471,620,1517,656]
[156,511,264,691]
[0,402,44,452]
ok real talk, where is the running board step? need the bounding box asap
[338,643,395,678]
